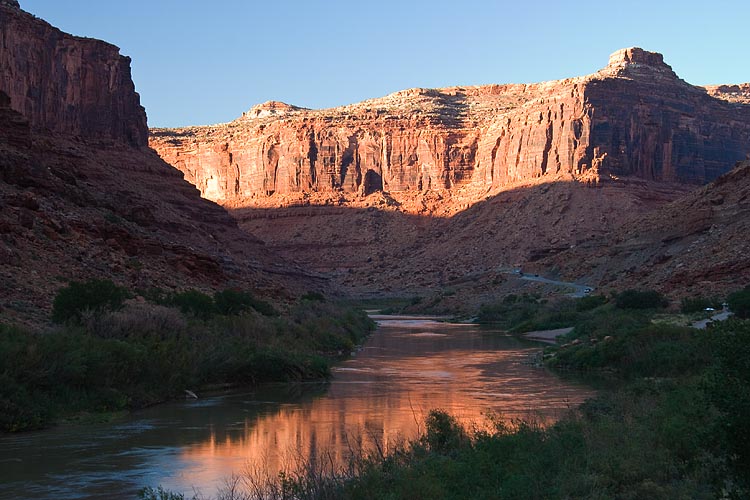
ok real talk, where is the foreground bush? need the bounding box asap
[614,289,668,310]
[727,286,750,318]
[51,279,130,324]
[167,290,216,320]
[477,293,543,327]
[704,319,750,480]
[145,383,742,499]
[680,295,723,314]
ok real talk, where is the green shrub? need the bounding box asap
[214,288,255,315]
[478,293,541,326]
[615,289,668,310]
[51,279,130,324]
[245,296,278,317]
[680,296,723,314]
[168,290,216,320]
[576,294,608,312]
[704,319,750,482]
[300,291,327,302]
[213,288,279,317]
[727,287,750,319]
[423,409,468,454]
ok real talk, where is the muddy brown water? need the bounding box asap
[0,315,595,499]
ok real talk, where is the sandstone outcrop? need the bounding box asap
[704,83,750,105]
[151,47,750,204]
[0,3,148,146]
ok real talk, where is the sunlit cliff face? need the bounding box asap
[177,318,593,486]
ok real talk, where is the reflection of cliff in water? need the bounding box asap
[178,318,595,485]
[0,318,595,499]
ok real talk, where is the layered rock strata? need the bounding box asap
[151,48,750,204]
[0,3,148,146]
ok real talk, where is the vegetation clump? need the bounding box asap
[51,279,130,324]
[477,293,544,328]
[614,289,669,310]
[680,295,723,314]
[300,291,326,302]
[167,289,216,320]
[0,285,374,432]
[214,288,278,317]
[727,286,750,318]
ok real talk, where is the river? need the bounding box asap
[0,315,595,499]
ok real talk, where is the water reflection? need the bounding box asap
[173,317,592,494]
[0,316,595,499]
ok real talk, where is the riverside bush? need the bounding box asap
[477,293,542,327]
[51,279,130,324]
[478,295,609,333]
[547,306,709,377]
[704,319,750,482]
[300,291,326,302]
[167,290,216,320]
[614,289,668,310]
[0,298,374,432]
[575,294,608,311]
[214,288,278,316]
[727,286,750,318]
[680,295,723,314]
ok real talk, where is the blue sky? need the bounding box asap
[22,0,750,128]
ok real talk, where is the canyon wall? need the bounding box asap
[0,3,322,325]
[0,2,148,146]
[151,48,750,203]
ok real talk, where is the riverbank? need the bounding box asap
[2,311,594,499]
[0,289,375,433]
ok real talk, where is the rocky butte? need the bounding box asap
[0,2,320,325]
[151,47,750,202]
[150,48,750,302]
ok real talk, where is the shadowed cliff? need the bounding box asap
[0,3,324,325]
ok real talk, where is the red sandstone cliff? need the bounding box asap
[0,2,148,146]
[151,48,750,204]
